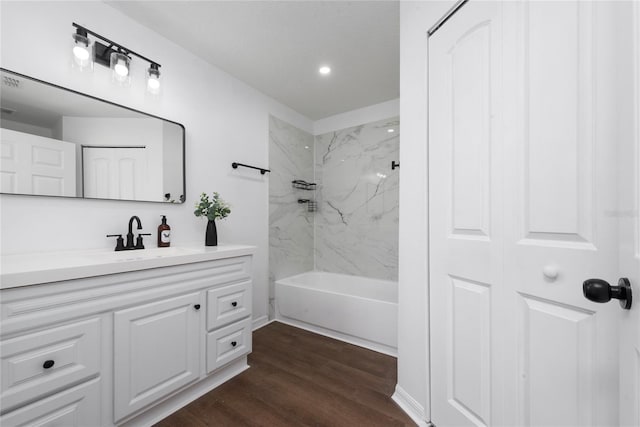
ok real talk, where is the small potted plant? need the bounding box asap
[194,192,231,246]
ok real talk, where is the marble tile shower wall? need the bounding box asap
[315,117,400,281]
[268,115,315,316]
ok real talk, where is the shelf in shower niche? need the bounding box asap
[292,180,316,190]
[297,199,317,212]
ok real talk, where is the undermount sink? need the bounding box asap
[83,246,201,262]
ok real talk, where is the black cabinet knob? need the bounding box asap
[231,301,238,307]
[231,341,237,347]
[583,278,632,309]
[194,304,201,310]
[43,360,55,369]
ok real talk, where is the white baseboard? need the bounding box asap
[274,317,397,357]
[391,385,429,427]
[251,315,270,331]
[122,358,249,427]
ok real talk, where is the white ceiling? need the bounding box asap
[105,1,399,120]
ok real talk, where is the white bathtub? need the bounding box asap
[275,271,398,356]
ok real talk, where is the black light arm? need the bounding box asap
[72,23,161,69]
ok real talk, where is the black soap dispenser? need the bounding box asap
[158,215,171,247]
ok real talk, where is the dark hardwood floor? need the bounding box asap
[155,321,416,427]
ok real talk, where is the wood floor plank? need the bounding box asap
[154,322,416,426]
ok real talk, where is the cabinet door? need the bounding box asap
[113,293,201,422]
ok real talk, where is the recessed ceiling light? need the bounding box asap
[319,66,331,75]
[387,129,395,133]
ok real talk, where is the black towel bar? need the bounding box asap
[232,162,270,175]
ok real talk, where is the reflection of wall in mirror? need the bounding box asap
[162,122,183,202]
[2,118,54,139]
[60,117,163,201]
[0,128,76,197]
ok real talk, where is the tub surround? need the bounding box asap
[268,115,400,287]
[268,116,315,317]
[314,117,400,281]
[0,247,254,426]
[268,116,314,275]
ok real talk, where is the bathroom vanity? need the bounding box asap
[0,245,254,426]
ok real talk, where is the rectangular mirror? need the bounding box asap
[0,68,185,203]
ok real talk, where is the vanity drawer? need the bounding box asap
[206,280,251,330]
[206,318,252,373]
[0,378,101,427]
[0,318,100,412]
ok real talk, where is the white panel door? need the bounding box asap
[429,2,504,425]
[0,128,76,196]
[429,1,636,426]
[113,292,201,422]
[82,146,151,200]
[502,1,620,425]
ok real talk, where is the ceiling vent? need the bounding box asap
[2,76,20,88]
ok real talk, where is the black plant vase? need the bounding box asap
[205,220,217,246]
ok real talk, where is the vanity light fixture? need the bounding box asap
[71,23,161,94]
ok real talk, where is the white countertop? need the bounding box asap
[0,244,255,289]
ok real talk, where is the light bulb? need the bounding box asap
[319,66,331,75]
[73,45,89,61]
[114,60,129,77]
[147,77,160,90]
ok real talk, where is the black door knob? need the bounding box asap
[43,360,55,369]
[194,304,201,310]
[583,278,632,309]
[231,341,237,347]
[231,301,238,307]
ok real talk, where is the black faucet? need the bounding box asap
[107,216,150,251]
[126,216,143,249]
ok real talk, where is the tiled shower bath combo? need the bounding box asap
[269,115,400,354]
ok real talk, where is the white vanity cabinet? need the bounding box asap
[0,246,255,427]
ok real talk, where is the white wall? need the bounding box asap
[313,98,399,135]
[1,119,54,138]
[0,0,312,328]
[397,0,456,421]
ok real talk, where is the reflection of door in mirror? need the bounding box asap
[82,146,155,201]
[1,128,76,196]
